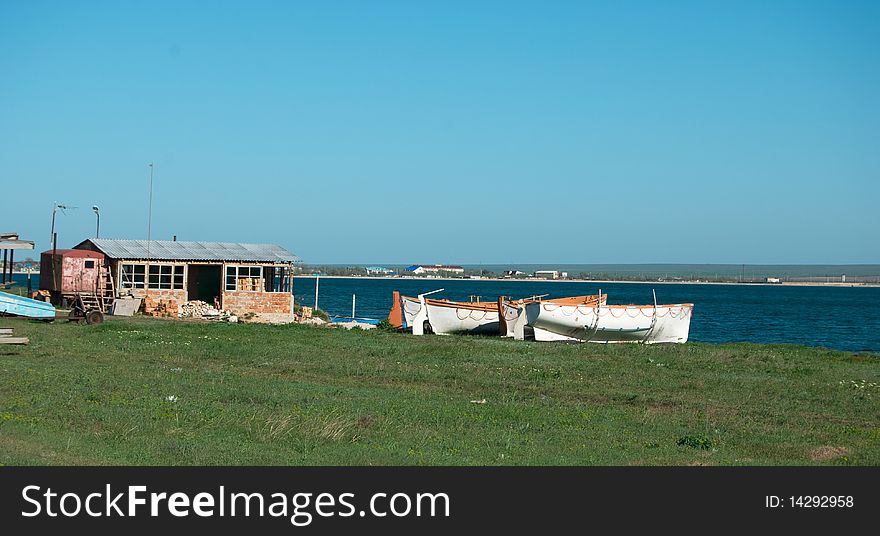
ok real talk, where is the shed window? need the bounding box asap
[84,260,95,269]
[121,264,146,289]
[149,265,185,290]
[225,266,263,291]
[121,263,183,290]
[266,266,292,293]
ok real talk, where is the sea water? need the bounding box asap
[9,273,878,351]
[294,277,880,352]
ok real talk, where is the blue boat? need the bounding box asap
[0,292,57,319]
[328,315,381,325]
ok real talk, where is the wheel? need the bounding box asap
[85,309,104,325]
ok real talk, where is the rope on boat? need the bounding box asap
[403,300,422,315]
[454,308,498,321]
[543,303,691,319]
[640,290,659,344]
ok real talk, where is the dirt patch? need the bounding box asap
[809,446,850,462]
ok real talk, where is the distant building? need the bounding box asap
[406,264,465,275]
[365,266,395,275]
[766,277,781,284]
[504,270,526,276]
[534,270,561,279]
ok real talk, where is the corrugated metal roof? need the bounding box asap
[76,239,299,263]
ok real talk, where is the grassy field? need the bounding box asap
[0,315,877,465]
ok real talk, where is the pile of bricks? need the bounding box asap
[143,296,178,318]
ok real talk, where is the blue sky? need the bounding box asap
[2,1,878,264]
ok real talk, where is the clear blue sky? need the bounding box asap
[2,1,878,264]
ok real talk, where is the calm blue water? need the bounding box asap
[8,274,879,352]
[294,277,880,352]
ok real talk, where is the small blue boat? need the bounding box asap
[0,292,56,319]
[328,315,381,325]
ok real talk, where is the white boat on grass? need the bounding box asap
[394,290,501,335]
[423,296,500,335]
[524,291,692,344]
[502,294,605,340]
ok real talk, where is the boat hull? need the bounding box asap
[0,292,56,319]
[524,302,692,344]
[400,295,423,329]
[504,295,607,340]
[424,301,500,335]
[501,301,524,338]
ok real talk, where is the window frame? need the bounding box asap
[120,263,184,290]
[225,265,264,292]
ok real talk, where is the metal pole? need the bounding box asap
[147,163,153,297]
[314,274,319,310]
[92,206,100,238]
[147,163,154,246]
[352,294,356,319]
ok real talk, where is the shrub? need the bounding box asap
[677,435,713,450]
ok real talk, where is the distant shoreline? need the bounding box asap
[12,272,880,288]
[295,274,879,288]
[10,271,877,288]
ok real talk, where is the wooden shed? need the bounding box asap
[72,238,300,323]
[39,248,108,302]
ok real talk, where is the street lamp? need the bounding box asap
[92,206,100,238]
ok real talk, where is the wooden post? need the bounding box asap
[288,265,294,312]
[352,294,356,319]
[53,232,59,292]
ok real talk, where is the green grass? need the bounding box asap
[0,316,877,465]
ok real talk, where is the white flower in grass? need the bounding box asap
[165,395,178,403]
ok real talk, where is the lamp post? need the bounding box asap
[92,206,100,238]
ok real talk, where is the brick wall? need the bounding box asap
[138,289,188,318]
[222,291,293,322]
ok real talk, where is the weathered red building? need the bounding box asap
[39,248,108,300]
[41,238,300,323]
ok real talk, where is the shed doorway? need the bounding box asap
[187,264,222,306]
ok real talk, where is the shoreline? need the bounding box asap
[294,274,880,288]
[10,271,877,288]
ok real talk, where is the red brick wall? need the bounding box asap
[222,291,292,315]
[139,289,187,317]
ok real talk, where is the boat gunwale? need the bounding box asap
[531,301,694,309]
